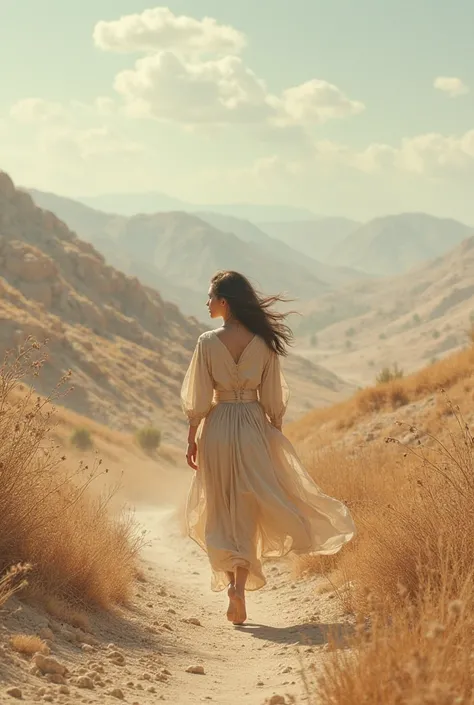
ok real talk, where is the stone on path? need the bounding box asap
[6,688,22,699]
[186,664,205,675]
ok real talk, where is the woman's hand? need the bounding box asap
[186,441,198,471]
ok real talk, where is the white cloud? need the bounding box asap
[434,76,469,98]
[114,51,273,124]
[275,79,365,126]
[10,98,66,124]
[94,7,245,56]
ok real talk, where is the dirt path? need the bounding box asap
[0,500,350,705]
[134,504,349,705]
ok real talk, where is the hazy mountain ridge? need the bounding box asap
[28,190,330,320]
[296,235,474,385]
[260,217,361,262]
[331,212,473,275]
[79,191,317,222]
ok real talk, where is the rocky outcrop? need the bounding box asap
[0,170,203,439]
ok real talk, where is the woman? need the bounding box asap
[181,271,355,626]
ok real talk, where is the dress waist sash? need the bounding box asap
[214,389,258,403]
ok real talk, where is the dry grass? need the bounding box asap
[288,342,474,442]
[0,339,142,608]
[0,564,31,607]
[291,344,474,702]
[10,634,49,656]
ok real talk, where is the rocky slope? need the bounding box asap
[0,171,203,439]
[295,236,474,385]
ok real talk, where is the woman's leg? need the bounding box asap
[233,567,248,625]
[226,571,236,622]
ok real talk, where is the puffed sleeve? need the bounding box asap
[181,336,214,427]
[259,350,290,427]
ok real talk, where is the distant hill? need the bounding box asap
[196,212,364,288]
[28,190,330,320]
[259,218,361,262]
[79,191,316,222]
[330,212,472,275]
[295,235,474,386]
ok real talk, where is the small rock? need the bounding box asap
[77,676,94,690]
[106,651,125,665]
[162,623,173,631]
[6,688,22,700]
[182,617,202,627]
[34,654,67,676]
[162,668,172,676]
[38,628,54,641]
[46,673,66,685]
[43,697,53,703]
[148,686,157,694]
[58,685,70,695]
[81,643,94,653]
[281,666,292,674]
[109,688,124,700]
[186,664,205,675]
[268,696,286,705]
[257,680,264,686]
[167,608,176,615]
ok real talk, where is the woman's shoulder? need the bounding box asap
[197,329,219,346]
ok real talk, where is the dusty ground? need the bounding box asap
[0,497,351,705]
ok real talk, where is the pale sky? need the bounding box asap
[1,0,474,221]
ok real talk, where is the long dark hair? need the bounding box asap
[210,270,294,356]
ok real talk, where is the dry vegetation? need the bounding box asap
[0,338,142,610]
[289,340,474,704]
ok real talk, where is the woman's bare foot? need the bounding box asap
[226,584,237,623]
[232,589,247,625]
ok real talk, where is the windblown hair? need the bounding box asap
[210,271,294,356]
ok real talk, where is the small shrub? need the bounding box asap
[376,363,404,385]
[346,327,356,338]
[379,332,387,340]
[136,426,162,453]
[412,313,421,325]
[70,427,93,450]
[10,635,48,655]
[432,329,441,340]
[345,340,353,350]
[310,334,318,347]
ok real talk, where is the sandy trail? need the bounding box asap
[0,488,350,705]
[134,502,349,705]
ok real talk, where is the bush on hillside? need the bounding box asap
[136,425,162,454]
[376,362,404,385]
[70,426,93,450]
[0,339,141,607]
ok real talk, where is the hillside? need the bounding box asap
[259,217,360,262]
[295,235,474,385]
[0,172,205,440]
[331,212,472,275]
[2,172,351,439]
[29,189,330,320]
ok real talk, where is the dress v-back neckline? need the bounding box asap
[214,332,256,366]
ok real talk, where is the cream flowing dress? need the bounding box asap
[181,330,355,592]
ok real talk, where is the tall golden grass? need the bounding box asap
[0,339,141,608]
[293,343,474,703]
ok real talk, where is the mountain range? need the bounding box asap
[79,191,317,223]
[0,170,350,438]
[29,190,363,320]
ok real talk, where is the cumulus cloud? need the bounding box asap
[114,51,273,124]
[276,79,365,126]
[10,98,66,124]
[433,76,469,98]
[94,7,245,56]
[94,8,363,129]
